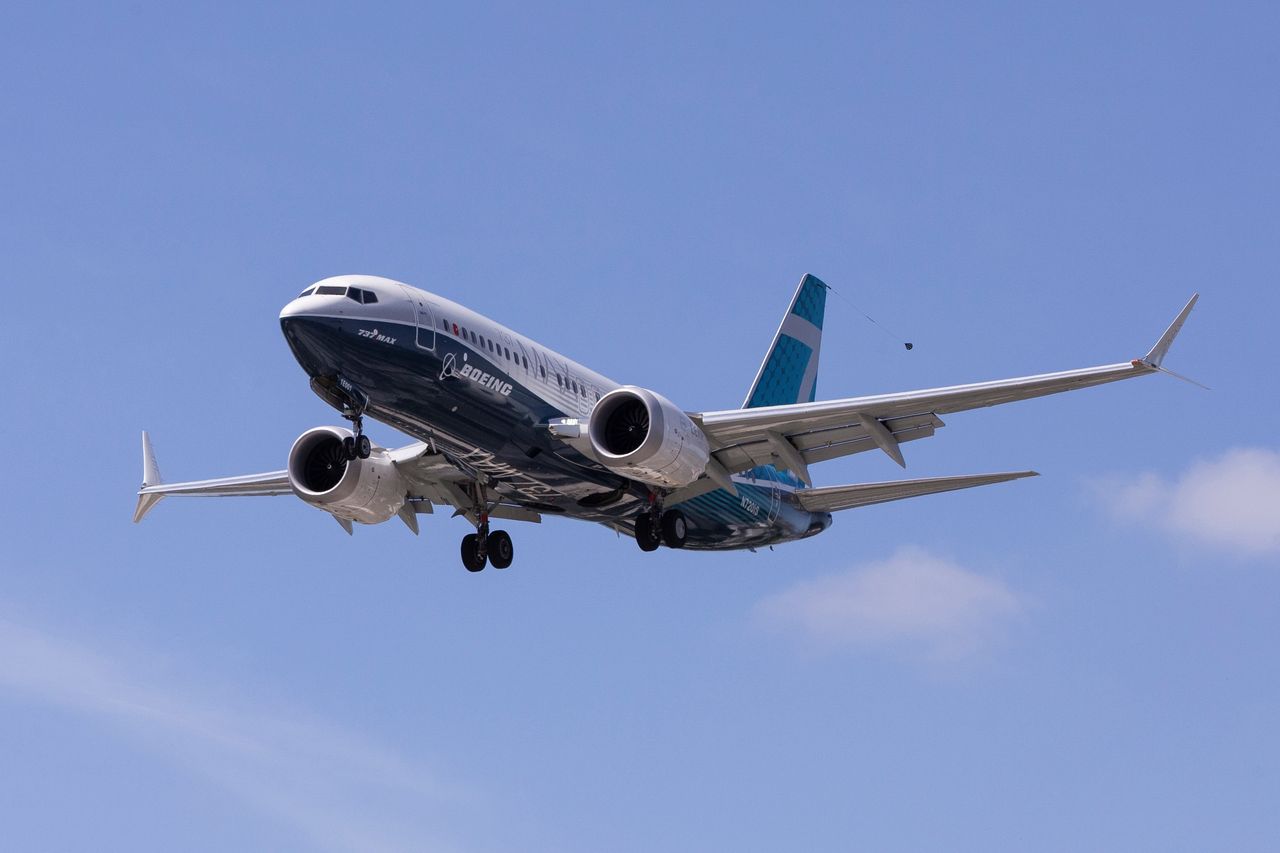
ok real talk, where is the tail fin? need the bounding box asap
[742,273,829,408]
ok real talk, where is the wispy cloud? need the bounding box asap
[754,546,1024,660]
[1095,447,1280,556]
[0,613,467,853]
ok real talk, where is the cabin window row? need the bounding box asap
[430,315,596,400]
[436,316,531,370]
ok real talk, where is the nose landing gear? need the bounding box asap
[341,431,372,461]
[330,378,373,461]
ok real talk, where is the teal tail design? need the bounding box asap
[742,273,828,408]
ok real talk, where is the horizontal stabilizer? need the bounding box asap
[797,471,1038,514]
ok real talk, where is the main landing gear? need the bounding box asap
[460,526,515,572]
[460,484,514,572]
[634,499,687,552]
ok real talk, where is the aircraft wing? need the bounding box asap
[387,443,543,525]
[796,471,1038,513]
[690,294,1198,482]
[133,434,541,529]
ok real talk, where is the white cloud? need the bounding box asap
[0,614,466,853]
[1097,447,1280,556]
[754,546,1024,660]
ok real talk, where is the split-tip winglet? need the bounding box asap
[133,431,165,523]
[1142,292,1199,368]
[1133,293,1208,389]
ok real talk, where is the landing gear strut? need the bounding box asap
[459,483,515,571]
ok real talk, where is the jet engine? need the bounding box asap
[587,386,710,489]
[287,426,408,524]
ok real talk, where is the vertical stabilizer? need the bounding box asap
[742,273,828,408]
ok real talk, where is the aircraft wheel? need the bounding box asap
[461,533,487,572]
[342,436,357,460]
[634,513,661,552]
[660,509,688,549]
[487,530,514,569]
[356,434,372,459]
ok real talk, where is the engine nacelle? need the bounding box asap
[287,426,408,525]
[587,386,710,489]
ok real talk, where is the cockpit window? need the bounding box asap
[341,288,380,304]
[298,286,316,297]
[315,285,346,296]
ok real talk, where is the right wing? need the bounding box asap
[796,471,1038,513]
[132,433,291,522]
[132,433,541,529]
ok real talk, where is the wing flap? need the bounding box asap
[708,412,944,475]
[797,471,1038,513]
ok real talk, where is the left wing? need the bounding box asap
[690,294,1198,483]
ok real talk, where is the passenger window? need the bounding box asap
[556,374,563,387]
[539,365,546,378]
[572,380,579,394]
[470,331,478,345]
[522,356,528,369]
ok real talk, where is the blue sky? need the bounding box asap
[2,3,1278,850]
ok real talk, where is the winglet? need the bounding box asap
[1142,293,1198,368]
[133,431,165,523]
[141,431,162,487]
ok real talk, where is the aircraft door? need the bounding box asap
[399,287,437,350]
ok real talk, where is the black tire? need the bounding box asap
[341,436,357,460]
[461,533,487,572]
[356,434,372,459]
[634,513,661,552]
[660,509,688,549]
[487,530,514,569]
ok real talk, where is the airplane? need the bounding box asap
[134,274,1198,571]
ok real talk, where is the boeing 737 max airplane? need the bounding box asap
[134,275,1198,571]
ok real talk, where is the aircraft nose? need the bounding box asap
[280,284,327,320]
[279,298,308,320]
